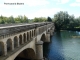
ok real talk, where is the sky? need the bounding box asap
[0,0,80,19]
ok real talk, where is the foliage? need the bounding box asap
[33,17,47,22]
[53,11,80,30]
[47,17,52,22]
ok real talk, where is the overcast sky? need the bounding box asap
[0,0,80,19]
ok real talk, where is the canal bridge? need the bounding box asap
[0,22,55,60]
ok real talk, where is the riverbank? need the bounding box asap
[55,28,80,32]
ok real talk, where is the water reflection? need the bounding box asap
[43,31,80,60]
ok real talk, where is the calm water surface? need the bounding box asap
[43,31,80,60]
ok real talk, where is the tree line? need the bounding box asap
[0,15,50,24]
[0,15,29,24]
[0,11,80,31]
[53,11,80,31]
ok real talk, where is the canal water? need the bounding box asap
[43,31,80,60]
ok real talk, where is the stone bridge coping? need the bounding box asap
[0,22,51,29]
[0,22,53,37]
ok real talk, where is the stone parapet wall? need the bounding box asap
[0,22,52,38]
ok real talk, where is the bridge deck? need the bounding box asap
[0,22,52,29]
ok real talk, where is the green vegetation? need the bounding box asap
[0,11,80,31]
[0,16,48,24]
[33,17,47,22]
[53,11,80,31]
[0,15,29,24]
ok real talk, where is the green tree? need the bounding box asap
[23,15,28,23]
[7,16,15,23]
[33,17,47,22]
[0,15,5,24]
[47,17,52,22]
[53,11,69,30]
[68,15,75,29]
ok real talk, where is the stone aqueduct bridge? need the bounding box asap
[0,22,55,60]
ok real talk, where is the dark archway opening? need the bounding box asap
[30,31,32,40]
[32,30,34,37]
[19,35,22,45]
[41,34,46,42]
[23,33,26,43]
[0,42,4,56]
[34,30,35,36]
[14,48,36,60]
[7,39,12,52]
[48,29,50,32]
[27,32,29,41]
[14,36,18,48]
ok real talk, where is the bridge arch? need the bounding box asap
[7,38,12,52]
[47,29,50,32]
[41,34,46,42]
[27,32,29,41]
[34,30,36,36]
[23,33,26,43]
[14,36,18,48]
[19,35,23,45]
[32,30,34,37]
[0,42,4,56]
[30,31,32,39]
[14,48,36,60]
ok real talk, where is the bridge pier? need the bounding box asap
[36,41,44,60]
[50,29,53,36]
[17,38,19,47]
[4,44,7,56]
[12,41,14,51]
[46,32,50,42]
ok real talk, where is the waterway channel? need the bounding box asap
[43,30,80,60]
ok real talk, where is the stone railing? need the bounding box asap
[0,22,52,39]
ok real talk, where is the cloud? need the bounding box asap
[0,6,63,19]
[70,3,80,7]
[26,8,63,19]
[70,0,80,7]
[76,0,80,2]
[0,10,19,17]
[53,0,69,4]
[25,0,49,6]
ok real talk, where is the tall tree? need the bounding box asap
[0,15,5,24]
[54,11,69,30]
[33,17,47,22]
[47,17,52,22]
[8,16,15,23]
[23,15,28,23]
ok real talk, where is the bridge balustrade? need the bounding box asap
[0,29,36,57]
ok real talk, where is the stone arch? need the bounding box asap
[7,38,12,52]
[19,35,23,45]
[40,34,46,42]
[0,42,4,56]
[30,31,32,39]
[34,30,36,36]
[14,48,36,60]
[23,33,26,43]
[32,30,34,37]
[48,29,50,32]
[14,36,18,48]
[27,32,29,41]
